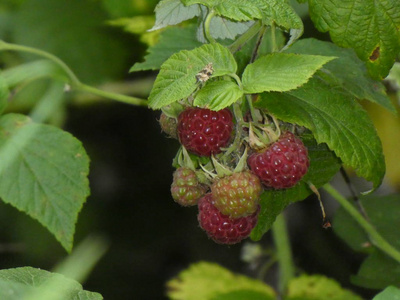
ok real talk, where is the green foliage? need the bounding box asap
[285,274,362,300]
[131,25,202,72]
[0,114,90,252]
[373,286,400,300]
[0,267,102,300]
[334,194,400,289]
[286,38,396,113]
[148,43,237,109]
[257,78,385,189]
[308,0,400,79]
[150,0,201,31]
[0,73,10,114]
[166,261,275,300]
[12,0,128,84]
[193,80,243,110]
[242,53,335,93]
[251,134,341,240]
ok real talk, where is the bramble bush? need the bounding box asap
[0,0,400,299]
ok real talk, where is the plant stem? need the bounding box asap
[76,83,148,107]
[204,9,216,44]
[270,22,277,53]
[228,21,263,53]
[250,25,267,63]
[0,40,148,107]
[272,213,295,294]
[323,183,400,264]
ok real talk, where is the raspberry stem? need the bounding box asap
[204,9,217,44]
[324,183,400,264]
[272,213,295,294]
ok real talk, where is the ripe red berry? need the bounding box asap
[211,171,262,218]
[248,131,309,189]
[171,168,207,206]
[177,108,234,156]
[197,194,259,245]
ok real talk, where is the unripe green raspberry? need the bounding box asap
[211,171,262,218]
[171,167,207,206]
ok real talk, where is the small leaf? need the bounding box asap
[214,0,263,22]
[0,114,90,252]
[148,43,237,109]
[287,38,396,113]
[285,274,363,300]
[258,0,304,31]
[0,267,102,300]
[257,78,385,189]
[0,72,9,115]
[373,286,400,300]
[194,80,243,110]
[166,261,276,300]
[182,0,222,6]
[242,53,335,93]
[149,0,201,31]
[131,25,202,72]
[308,0,400,79]
[251,134,341,240]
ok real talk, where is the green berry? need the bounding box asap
[171,167,207,206]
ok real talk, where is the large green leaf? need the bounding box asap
[131,25,202,72]
[193,80,243,110]
[251,134,341,240]
[242,53,335,93]
[214,0,263,21]
[12,0,128,84]
[150,0,201,31]
[286,38,395,113]
[148,43,237,109]
[373,286,400,300]
[308,0,400,79]
[257,78,385,189]
[166,261,275,300]
[334,194,400,289]
[0,267,102,300]
[0,114,90,252]
[285,274,362,300]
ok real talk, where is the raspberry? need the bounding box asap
[171,167,207,206]
[197,194,259,245]
[248,131,309,189]
[177,108,234,156]
[159,112,178,139]
[211,171,262,218]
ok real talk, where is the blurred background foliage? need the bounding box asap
[0,0,399,299]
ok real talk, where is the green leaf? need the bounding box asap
[182,0,222,6]
[286,38,396,113]
[150,0,201,31]
[0,267,102,300]
[334,194,400,289]
[285,274,363,300]
[214,0,263,22]
[251,134,341,240]
[258,0,303,30]
[0,72,9,115]
[0,114,90,252]
[193,80,243,110]
[373,286,400,300]
[148,43,237,109]
[257,77,385,189]
[308,0,400,79]
[166,261,276,300]
[131,25,202,72]
[242,53,335,93]
[13,0,129,84]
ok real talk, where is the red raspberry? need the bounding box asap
[197,194,259,245]
[248,131,309,189]
[211,171,262,218]
[177,108,234,156]
[171,168,207,206]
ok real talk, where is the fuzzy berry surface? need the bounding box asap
[171,167,207,206]
[211,171,262,218]
[159,112,178,139]
[177,108,234,156]
[248,131,309,189]
[197,194,259,245]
